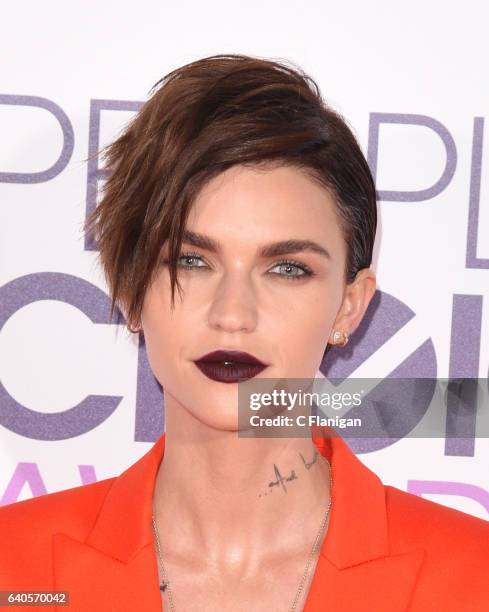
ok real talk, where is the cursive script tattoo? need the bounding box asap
[258,448,322,498]
[269,463,298,493]
[259,463,298,497]
[299,448,319,470]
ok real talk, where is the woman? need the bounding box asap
[1,54,488,611]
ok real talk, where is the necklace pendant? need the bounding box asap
[160,581,169,592]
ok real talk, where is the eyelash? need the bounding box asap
[173,251,315,280]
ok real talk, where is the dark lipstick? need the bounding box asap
[193,349,268,383]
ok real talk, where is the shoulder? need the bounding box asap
[0,476,115,537]
[385,484,489,550]
[385,484,489,596]
[0,478,115,584]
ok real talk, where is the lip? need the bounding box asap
[193,349,268,383]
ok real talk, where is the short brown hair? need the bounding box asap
[84,53,377,335]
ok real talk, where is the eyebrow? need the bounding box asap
[181,230,331,260]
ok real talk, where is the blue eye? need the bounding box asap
[269,260,313,280]
[174,252,314,280]
[177,252,208,269]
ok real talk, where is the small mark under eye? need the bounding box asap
[269,260,314,280]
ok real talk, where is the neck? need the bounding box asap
[152,396,332,575]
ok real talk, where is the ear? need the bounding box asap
[127,316,143,334]
[328,268,377,344]
[118,300,141,334]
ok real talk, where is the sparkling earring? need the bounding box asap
[332,330,349,347]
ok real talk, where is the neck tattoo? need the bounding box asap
[152,449,332,611]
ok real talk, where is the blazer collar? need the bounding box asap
[53,427,425,610]
[85,432,165,564]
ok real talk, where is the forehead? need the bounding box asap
[186,164,344,248]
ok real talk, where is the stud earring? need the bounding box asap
[332,330,349,347]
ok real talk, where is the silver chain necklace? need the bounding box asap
[151,457,332,612]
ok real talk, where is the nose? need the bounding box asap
[207,271,258,333]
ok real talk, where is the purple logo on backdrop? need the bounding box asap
[408,480,489,515]
[367,112,457,202]
[0,462,97,506]
[0,273,163,442]
[84,99,143,251]
[0,273,124,439]
[0,95,74,183]
[0,99,487,461]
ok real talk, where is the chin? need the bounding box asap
[189,407,241,432]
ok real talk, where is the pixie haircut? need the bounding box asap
[85,53,377,340]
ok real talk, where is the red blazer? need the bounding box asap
[1,428,489,611]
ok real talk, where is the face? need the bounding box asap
[140,164,376,431]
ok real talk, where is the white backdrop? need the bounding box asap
[1,1,488,520]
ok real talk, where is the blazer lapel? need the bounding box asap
[52,427,425,611]
[304,428,425,611]
[52,435,167,611]
[305,548,425,611]
[52,533,161,611]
